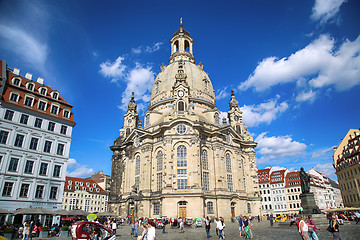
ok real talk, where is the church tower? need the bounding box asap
[109,21,261,221]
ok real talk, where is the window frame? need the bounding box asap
[9,92,20,103]
[12,77,21,87]
[24,160,34,174]
[2,182,14,197]
[20,114,29,125]
[23,95,35,107]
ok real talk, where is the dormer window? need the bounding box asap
[93,183,96,188]
[80,182,83,186]
[39,87,47,96]
[63,109,70,119]
[38,100,47,111]
[86,182,90,187]
[75,181,79,185]
[96,188,100,192]
[12,77,21,86]
[24,95,34,107]
[9,92,20,103]
[27,83,35,91]
[67,185,71,190]
[51,91,59,100]
[68,180,72,185]
[50,104,60,115]
[89,187,93,192]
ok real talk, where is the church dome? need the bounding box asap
[150,21,215,109]
[150,60,215,105]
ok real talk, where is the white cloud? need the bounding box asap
[99,56,126,83]
[314,162,336,178]
[239,34,360,93]
[312,147,334,159]
[100,57,155,112]
[66,158,95,178]
[311,0,346,24]
[255,132,307,160]
[215,87,229,100]
[145,42,163,53]
[240,96,288,127]
[119,63,155,110]
[131,42,163,54]
[0,24,48,72]
[296,90,317,102]
[131,47,142,54]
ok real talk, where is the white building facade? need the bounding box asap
[0,60,75,214]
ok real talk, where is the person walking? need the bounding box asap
[137,223,148,240]
[243,216,251,239]
[111,220,117,235]
[307,215,320,240]
[205,216,211,238]
[214,218,219,236]
[216,217,225,239]
[269,215,274,226]
[299,215,310,240]
[329,214,343,240]
[146,222,156,240]
[179,218,185,233]
[134,220,139,237]
[238,215,244,237]
[23,224,30,240]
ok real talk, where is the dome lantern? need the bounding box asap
[169,18,194,63]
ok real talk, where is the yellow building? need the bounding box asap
[109,22,261,221]
[333,129,360,207]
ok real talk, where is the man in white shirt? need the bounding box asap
[146,222,156,240]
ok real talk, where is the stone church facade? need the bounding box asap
[109,22,261,220]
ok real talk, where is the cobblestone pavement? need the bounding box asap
[20,220,360,240]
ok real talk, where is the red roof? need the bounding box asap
[65,176,107,194]
[285,171,300,187]
[270,170,286,183]
[257,168,270,183]
[0,60,75,125]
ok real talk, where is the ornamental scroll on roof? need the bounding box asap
[127,92,137,113]
[229,89,239,109]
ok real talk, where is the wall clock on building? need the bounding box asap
[128,119,132,123]
[234,116,239,121]
[178,90,184,97]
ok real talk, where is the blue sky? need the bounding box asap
[1,0,359,180]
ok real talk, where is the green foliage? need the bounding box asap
[61,226,69,231]
[3,227,14,233]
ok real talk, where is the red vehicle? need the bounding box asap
[147,218,156,227]
[155,218,163,229]
[70,221,115,240]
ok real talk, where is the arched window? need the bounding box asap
[236,125,241,133]
[178,101,185,112]
[177,145,187,167]
[157,151,163,171]
[184,40,190,52]
[214,113,220,125]
[226,153,232,172]
[126,128,130,136]
[207,202,214,214]
[135,155,140,175]
[202,150,208,170]
[174,40,179,52]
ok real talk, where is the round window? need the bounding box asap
[176,124,186,134]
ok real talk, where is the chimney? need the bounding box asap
[13,68,20,75]
[25,73,32,80]
[37,77,44,85]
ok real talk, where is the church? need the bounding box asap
[109,21,261,220]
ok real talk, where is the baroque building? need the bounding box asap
[0,60,75,217]
[333,129,360,207]
[109,22,261,220]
